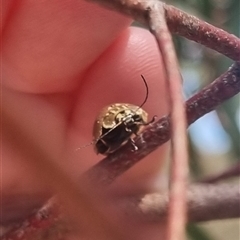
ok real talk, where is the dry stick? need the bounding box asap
[87,62,240,184]
[148,4,188,240]
[186,62,240,124]
[4,183,240,240]
[164,4,240,61]
[124,184,240,222]
[88,0,240,61]
[1,198,67,240]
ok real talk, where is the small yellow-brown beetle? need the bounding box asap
[93,103,149,155]
[92,75,155,155]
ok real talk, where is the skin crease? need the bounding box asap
[2,0,168,239]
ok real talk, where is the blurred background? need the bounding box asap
[167,0,239,239]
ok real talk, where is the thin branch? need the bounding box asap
[164,4,240,61]
[1,198,68,240]
[3,183,240,239]
[148,5,188,240]
[86,62,240,185]
[125,184,240,223]
[87,0,240,61]
[186,62,240,124]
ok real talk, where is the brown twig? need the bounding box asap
[186,62,240,124]
[164,4,240,61]
[87,0,240,61]
[124,184,240,222]
[148,5,188,240]
[1,198,67,240]
[3,183,240,239]
[87,62,240,185]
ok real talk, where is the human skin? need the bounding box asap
[2,0,168,237]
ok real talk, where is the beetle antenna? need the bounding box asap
[134,74,149,113]
[76,121,123,151]
[139,75,149,108]
[75,141,95,151]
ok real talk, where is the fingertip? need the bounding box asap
[3,0,131,92]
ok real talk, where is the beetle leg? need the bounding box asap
[130,139,138,152]
[143,115,157,126]
[138,134,146,145]
[125,127,132,133]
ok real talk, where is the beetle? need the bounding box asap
[92,75,156,155]
[93,103,149,155]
